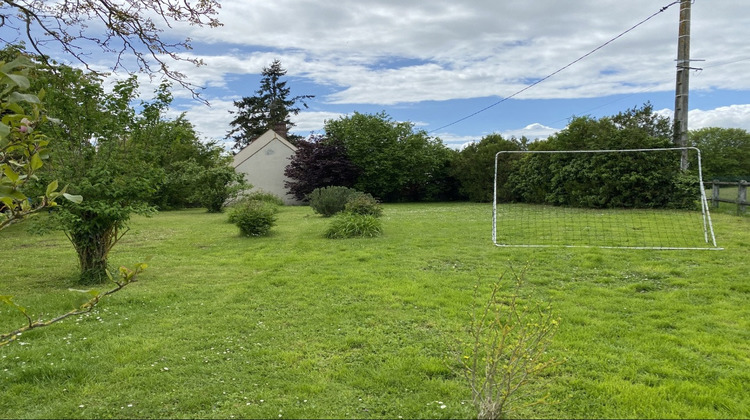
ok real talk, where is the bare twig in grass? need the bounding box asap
[459,265,562,419]
[1,261,147,347]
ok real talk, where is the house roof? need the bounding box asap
[232,129,298,168]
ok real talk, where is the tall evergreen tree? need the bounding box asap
[227,60,314,151]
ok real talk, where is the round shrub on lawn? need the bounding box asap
[307,186,359,217]
[324,213,383,239]
[344,192,383,217]
[228,200,278,236]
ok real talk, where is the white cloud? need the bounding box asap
[163,0,750,106]
[656,104,750,132]
[168,98,235,142]
[435,133,482,150]
[138,0,750,147]
[291,111,346,135]
[689,105,750,131]
[181,99,750,151]
[439,123,561,150]
[501,123,560,141]
[7,0,746,155]
[16,0,749,110]
[171,100,345,145]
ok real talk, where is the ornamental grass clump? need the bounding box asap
[227,199,278,237]
[323,191,384,238]
[324,213,383,239]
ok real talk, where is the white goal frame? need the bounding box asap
[492,147,722,250]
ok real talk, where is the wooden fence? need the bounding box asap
[704,180,748,214]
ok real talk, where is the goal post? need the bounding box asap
[492,147,721,250]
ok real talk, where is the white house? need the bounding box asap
[232,129,302,205]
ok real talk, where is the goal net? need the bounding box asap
[492,147,721,250]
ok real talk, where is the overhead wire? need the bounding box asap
[429,1,682,133]
[543,54,750,127]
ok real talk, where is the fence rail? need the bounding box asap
[704,180,747,214]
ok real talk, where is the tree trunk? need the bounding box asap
[67,215,122,285]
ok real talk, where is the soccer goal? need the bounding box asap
[492,147,721,250]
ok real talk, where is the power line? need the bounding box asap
[429,1,682,134]
[543,52,749,128]
[702,57,750,69]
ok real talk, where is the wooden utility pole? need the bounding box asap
[674,0,691,170]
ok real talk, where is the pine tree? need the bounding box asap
[227,60,314,151]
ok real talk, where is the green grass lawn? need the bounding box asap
[1,203,749,419]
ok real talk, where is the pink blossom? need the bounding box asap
[19,118,31,133]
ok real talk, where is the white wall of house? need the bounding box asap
[232,130,302,205]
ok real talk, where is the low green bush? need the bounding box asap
[344,192,383,217]
[324,213,383,239]
[308,186,359,217]
[227,200,278,236]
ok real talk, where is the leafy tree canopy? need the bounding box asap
[452,134,526,202]
[130,81,246,211]
[689,127,750,181]
[323,111,453,202]
[5,48,243,283]
[537,103,672,151]
[34,69,159,284]
[0,55,81,230]
[510,104,694,209]
[284,134,360,201]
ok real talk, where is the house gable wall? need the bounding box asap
[232,130,302,205]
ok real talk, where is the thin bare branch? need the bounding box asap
[0,262,146,347]
[0,0,221,103]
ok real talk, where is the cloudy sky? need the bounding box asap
[8,0,750,150]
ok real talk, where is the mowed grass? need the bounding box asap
[1,202,749,419]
